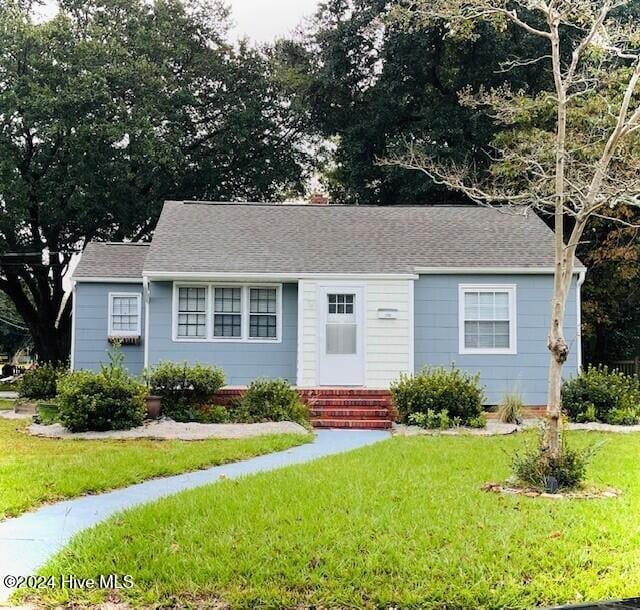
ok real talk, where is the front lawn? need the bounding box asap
[0,399,15,410]
[25,432,640,609]
[0,418,310,520]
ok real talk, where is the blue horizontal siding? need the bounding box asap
[147,282,297,385]
[414,274,579,405]
[73,282,145,375]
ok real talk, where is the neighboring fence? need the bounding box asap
[612,357,640,377]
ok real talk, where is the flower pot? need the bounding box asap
[146,395,162,419]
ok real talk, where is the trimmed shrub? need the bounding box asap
[149,362,225,422]
[562,365,640,425]
[196,405,231,424]
[497,393,524,424]
[57,350,146,432]
[512,428,595,491]
[239,378,309,425]
[391,366,485,427]
[19,364,65,400]
[408,410,486,430]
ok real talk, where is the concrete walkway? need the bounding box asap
[0,429,389,604]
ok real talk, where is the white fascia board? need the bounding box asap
[73,277,143,283]
[144,271,419,281]
[414,267,586,275]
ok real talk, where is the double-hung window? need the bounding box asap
[174,284,280,341]
[177,286,207,338]
[108,293,141,337]
[459,285,516,354]
[214,287,242,338]
[249,288,277,339]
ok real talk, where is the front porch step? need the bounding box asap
[310,407,390,419]
[312,418,393,430]
[310,398,391,408]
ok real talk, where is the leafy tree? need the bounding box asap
[384,0,640,458]
[0,293,29,360]
[581,208,640,365]
[289,0,552,203]
[0,0,306,363]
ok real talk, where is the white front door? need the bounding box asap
[317,286,365,386]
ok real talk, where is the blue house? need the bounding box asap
[71,201,584,410]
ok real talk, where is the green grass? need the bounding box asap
[0,418,311,520]
[0,398,15,410]
[23,431,640,609]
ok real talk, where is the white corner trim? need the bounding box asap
[73,277,143,283]
[576,269,586,371]
[415,266,586,275]
[296,280,305,386]
[458,283,517,355]
[70,282,77,371]
[107,292,142,337]
[143,277,150,372]
[171,281,283,343]
[408,279,415,375]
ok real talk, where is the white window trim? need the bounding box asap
[172,282,282,343]
[108,292,142,337]
[458,284,517,355]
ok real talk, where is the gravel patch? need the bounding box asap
[28,418,309,440]
[394,419,640,436]
[393,420,540,436]
[566,422,640,433]
[0,410,32,420]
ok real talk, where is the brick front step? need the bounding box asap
[312,418,393,429]
[310,398,391,408]
[310,407,391,418]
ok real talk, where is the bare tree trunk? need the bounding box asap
[545,17,568,457]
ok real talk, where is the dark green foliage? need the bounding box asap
[239,379,309,425]
[391,366,485,426]
[0,0,305,363]
[19,364,65,400]
[287,0,552,204]
[407,409,487,429]
[562,365,640,425]
[149,362,225,422]
[196,405,231,424]
[57,349,146,432]
[512,429,595,490]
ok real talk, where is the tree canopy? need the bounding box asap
[0,0,307,362]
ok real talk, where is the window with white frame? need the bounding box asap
[108,293,141,336]
[177,286,207,338]
[214,287,242,337]
[459,285,516,354]
[173,284,280,341]
[249,288,277,339]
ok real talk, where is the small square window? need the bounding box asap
[109,293,140,336]
[460,286,515,354]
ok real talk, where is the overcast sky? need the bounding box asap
[36,0,321,42]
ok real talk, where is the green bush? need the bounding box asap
[196,405,231,424]
[19,364,65,400]
[391,366,485,427]
[239,379,309,425]
[57,349,146,432]
[512,428,595,491]
[562,365,640,425]
[149,362,225,422]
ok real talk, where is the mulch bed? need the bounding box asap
[482,482,622,500]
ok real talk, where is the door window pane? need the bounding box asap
[326,323,357,354]
[328,293,355,315]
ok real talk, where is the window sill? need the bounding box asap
[172,337,281,344]
[459,348,517,356]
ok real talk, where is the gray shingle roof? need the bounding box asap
[73,242,150,279]
[141,201,580,275]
